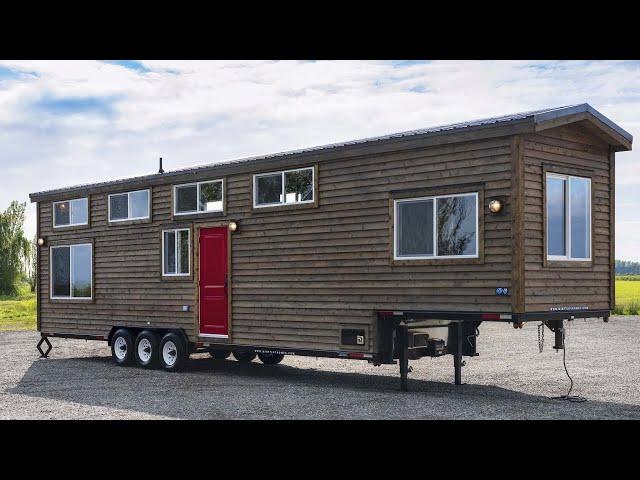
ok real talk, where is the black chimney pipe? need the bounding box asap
[158,157,164,174]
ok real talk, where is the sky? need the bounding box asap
[0,60,638,260]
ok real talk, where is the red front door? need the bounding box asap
[199,227,229,336]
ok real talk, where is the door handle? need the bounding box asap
[224,275,228,295]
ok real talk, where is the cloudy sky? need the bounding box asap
[0,60,638,260]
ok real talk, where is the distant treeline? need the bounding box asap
[616,260,640,275]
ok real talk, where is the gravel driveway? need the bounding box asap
[1,317,639,419]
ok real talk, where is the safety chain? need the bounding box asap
[537,322,545,353]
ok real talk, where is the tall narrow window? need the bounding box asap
[174,180,223,215]
[108,189,150,222]
[254,167,314,207]
[546,173,591,260]
[394,193,478,260]
[50,244,92,299]
[53,198,88,227]
[163,229,190,276]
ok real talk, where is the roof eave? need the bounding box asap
[533,103,633,152]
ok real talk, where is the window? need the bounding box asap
[108,189,150,222]
[254,167,314,207]
[394,193,478,259]
[174,180,223,215]
[53,198,88,227]
[163,229,190,276]
[50,244,92,299]
[546,173,591,260]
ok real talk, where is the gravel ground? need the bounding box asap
[1,317,639,419]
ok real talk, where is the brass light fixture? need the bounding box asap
[488,199,503,214]
[37,238,46,246]
[228,221,238,233]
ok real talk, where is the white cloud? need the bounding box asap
[0,60,639,259]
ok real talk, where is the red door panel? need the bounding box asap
[199,227,228,336]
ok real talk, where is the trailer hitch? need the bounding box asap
[37,336,52,358]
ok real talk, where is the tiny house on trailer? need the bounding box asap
[29,104,632,391]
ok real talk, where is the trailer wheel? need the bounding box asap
[233,351,256,363]
[159,332,187,371]
[209,350,231,360]
[257,353,285,365]
[135,330,159,368]
[111,329,134,366]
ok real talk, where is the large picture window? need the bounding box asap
[50,244,92,299]
[162,229,190,276]
[53,198,88,227]
[109,189,150,222]
[174,180,223,215]
[394,193,478,260]
[546,173,591,261]
[253,167,314,208]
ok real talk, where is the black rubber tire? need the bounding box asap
[134,330,159,368]
[257,353,285,365]
[233,351,256,363]
[209,350,231,360]
[159,332,187,371]
[111,329,134,366]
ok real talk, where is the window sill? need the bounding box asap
[392,256,484,266]
[108,217,152,227]
[161,275,194,282]
[171,210,225,221]
[251,200,318,213]
[49,297,95,304]
[543,259,593,269]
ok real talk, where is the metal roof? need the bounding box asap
[29,103,632,200]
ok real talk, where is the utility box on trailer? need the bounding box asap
[29,104,632,389]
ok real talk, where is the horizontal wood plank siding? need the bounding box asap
[522,122,612,313]
[38,135,515,352]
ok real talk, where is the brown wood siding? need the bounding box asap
[38,135,515,352]
[522,122,613,312]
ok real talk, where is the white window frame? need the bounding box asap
[546,173,592,261]
[253,166,315,208]
[162,228,191,277]
[394,192,479,260]
[50,243,93,300]
[52,198,89,228]
[173,180,224,216]
[108,189,150,222]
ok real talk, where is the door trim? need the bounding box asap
[194,221,234,342]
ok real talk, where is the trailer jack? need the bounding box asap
[37,336,52,358]
[545,320,565,350]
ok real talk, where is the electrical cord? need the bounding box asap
[551,327,587,403]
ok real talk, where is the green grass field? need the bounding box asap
[614,276,640,315]
[0,283,36,331]
[1,277,639,333]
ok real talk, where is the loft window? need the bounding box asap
[394,193,478,260]
[174,180,223,215]
[108,189,150,222]
[50,244,92,299]
[53,198,88,227]
[162,229,190,276]
[253,167,314,207]
[546,173,591,261]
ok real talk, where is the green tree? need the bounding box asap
[0,201,31,296]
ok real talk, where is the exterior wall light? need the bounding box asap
[37,238,46,246]
[488,199,503,214]
[228,221,238,233]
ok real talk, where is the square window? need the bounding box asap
[395,193,478,260]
